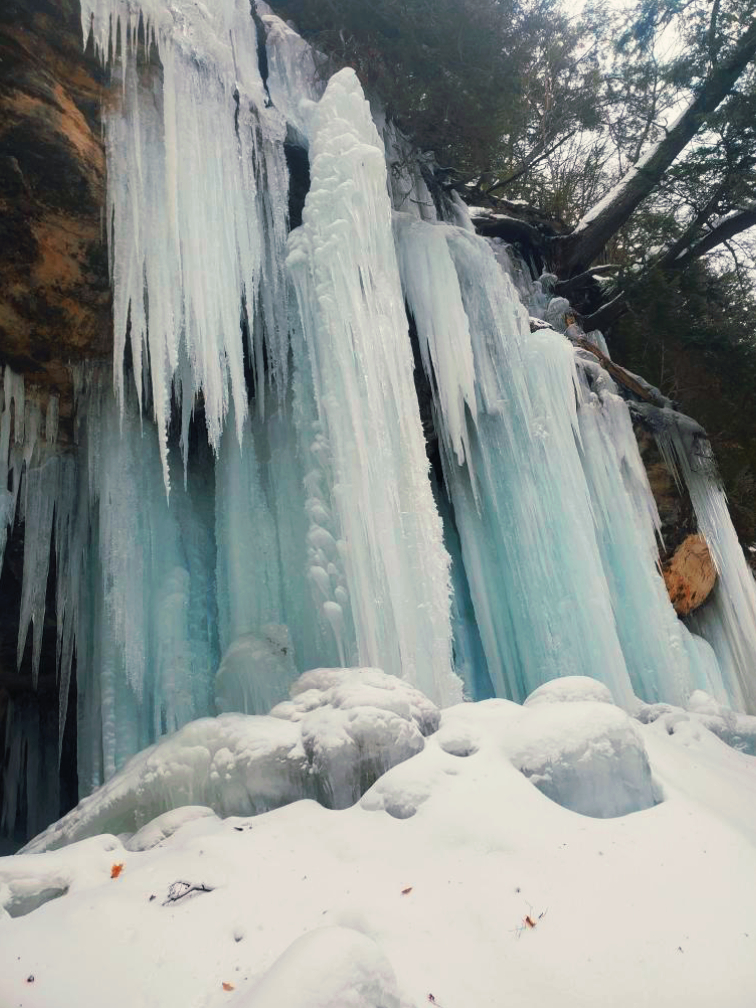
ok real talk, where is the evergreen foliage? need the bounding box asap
[272,0,602,180]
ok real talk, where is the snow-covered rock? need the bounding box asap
[271,668,439,808]
[508,701,660,818]
[365,691,658,820]
[524,675,615,707]
[638,691,756,756]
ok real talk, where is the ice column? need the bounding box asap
[287,69,460,705]
[395,215,637,708]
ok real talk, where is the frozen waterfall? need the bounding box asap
[2,0,756,845]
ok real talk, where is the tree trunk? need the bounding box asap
[551,18,756,276]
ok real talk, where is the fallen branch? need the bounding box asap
[162,881,214,906]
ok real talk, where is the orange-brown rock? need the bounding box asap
[663,534,717,616]
[0,0,111,425]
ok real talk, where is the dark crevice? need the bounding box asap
[0,501,78,850]
[284,138,310,230]
[250,1,273,107]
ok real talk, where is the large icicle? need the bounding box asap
[287,69,460,706]
[81,0,291,483]
[0,367,25,571]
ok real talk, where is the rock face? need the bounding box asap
[0,0,110,424]
[663,533,717,616]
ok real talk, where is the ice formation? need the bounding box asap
[2,0,756,845]
[22,669,439,852]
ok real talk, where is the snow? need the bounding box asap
[21,669,439,852]
[3,681,756,1007]
[524,674,615,706]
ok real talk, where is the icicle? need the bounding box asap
[0,367,25,569]
[287,69,460,705]
[572,356,727,707]
[395,218,637,708]
[82,0,291,486]
[648,413,756,713]
[214,405,284,658]
[17,457,59,686]
[45,395,59,444]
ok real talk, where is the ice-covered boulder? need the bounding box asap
[271,668,439,807]
[22,715,310,853]
[364,689,659,821]
[25,668,439,851]
[638,691,756,756]
[124,806,219,852]
[508,702,659,817]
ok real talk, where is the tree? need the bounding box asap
[552,0,756,276]
[272,0,603,184]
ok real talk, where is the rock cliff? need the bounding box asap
[0,0,110,427]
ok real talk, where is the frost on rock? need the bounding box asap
[239,926,400,1008]
[24,669,438,851]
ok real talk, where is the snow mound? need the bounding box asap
[0,834,120,919]
[124,807,219,852]
[271,667,439,808]
[240,926,399,1008]
[364,692,658,820]
[508,702,660,817]
[272,666,440,733]
[25,668,437,851]
[524,676,614,708]
[637,692,756,756]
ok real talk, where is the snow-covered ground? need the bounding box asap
[2,673,756,1008]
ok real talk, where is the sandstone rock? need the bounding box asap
[0,0,111,424]
[663,533,717,616]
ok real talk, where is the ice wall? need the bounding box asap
[4,0,756,846]
[395,215,636,707]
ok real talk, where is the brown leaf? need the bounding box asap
[401,886,413,895]
[110,863,124,879]
[222,982,235,992]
